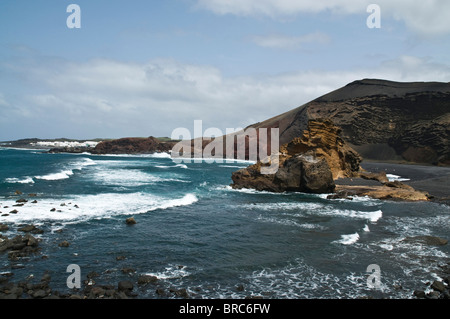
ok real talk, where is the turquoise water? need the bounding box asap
[0,148,449,298]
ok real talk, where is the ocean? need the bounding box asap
[0,148,449,299]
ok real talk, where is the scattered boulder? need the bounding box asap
[403,236,448,246]
[58,241,70,247]
[431,280,446,293]
[137,275,158,285]
[118,280,133,294]
[125,217,137,225]
[18,225,37,233]
[121,267,135,274]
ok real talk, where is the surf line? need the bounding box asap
[179,303,214,317]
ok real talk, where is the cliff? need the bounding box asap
[230,119,432,201]
[230,120,362,193]
[91,137,176,155]
[248,79,450,166]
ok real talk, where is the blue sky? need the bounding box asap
[1,0,450,140]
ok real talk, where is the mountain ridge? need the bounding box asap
[247,78,450,166]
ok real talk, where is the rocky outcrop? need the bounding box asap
[231,119,360,193]
[247,79,450,166]
[232,151,336,193]
[91,137,176,155]
[231,118,432,201]
[331,183,431,201]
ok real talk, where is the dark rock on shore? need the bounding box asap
[0,234,40,260]
[91,136,176,155]
[231,120,359,193]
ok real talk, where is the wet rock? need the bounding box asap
[9,210,18,214]
[31,200,38,204]
[121,267,135,274]
[58,241,70,247]
[171,288,190,299]
[426,291,441,299]
[15,190,23,195]
[118,280,133,294]
[403,236,448,246]
[125,217,137,225]
[32,289,48,298]
[16,199,28,203]
[137,275,158,285]
[431,280,446,293]
[18,224,37,233]
[50,208,56,212]
[0,223,9,232]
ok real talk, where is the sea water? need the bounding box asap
[0,148,449,298]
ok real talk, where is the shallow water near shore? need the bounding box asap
[0,148,449,299]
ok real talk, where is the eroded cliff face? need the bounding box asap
[230,119,362,193]
[249,79,450,166]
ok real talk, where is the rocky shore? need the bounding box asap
[231,119,432,202]
[1,190,449,299]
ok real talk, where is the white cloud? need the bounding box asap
[252,32,331,49]
[1,55,450,139]
[195,0,450,36]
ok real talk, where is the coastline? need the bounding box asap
[0,150,449,299]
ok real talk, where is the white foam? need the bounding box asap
[239,200,382,223]
[93,152,172,158]
[218,165,248,169]
[155,164,188,169]
[145,264,190,280]
[90,167,187,186]
[363,224,370,232]
[35,170,74,181]
[335,232,360,245]
[221,185,288,195]
[34,158,96,181]
[320,209,383,223]
[387,174,410,182]
[4,177,35,184]
[0,192,198,224]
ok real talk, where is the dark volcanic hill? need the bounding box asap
[248,79,450,166]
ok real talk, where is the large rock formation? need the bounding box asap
[247,79,450,166]
[91,137,176,155]
[230,119,361,193]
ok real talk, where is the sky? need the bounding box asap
[1,0,450,140]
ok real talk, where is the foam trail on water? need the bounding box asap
[335,233,360,245]
[0,193,198,224]
[34,158,96,181]
[4,177,35,184]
